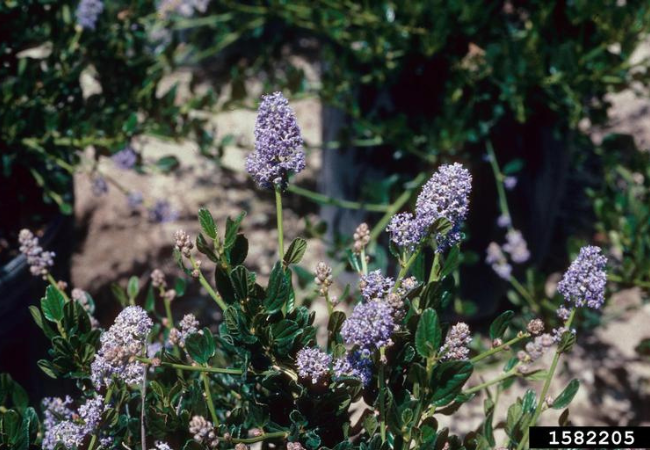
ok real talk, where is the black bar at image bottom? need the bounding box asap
[529,426,650,448]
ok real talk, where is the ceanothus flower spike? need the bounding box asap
[557,245,607,309]
[246,92,305,190]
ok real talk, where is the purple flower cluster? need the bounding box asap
[76,0,104,30]
[386,212,426,252]
[296,347,332,384]
[485,242,512,280]
[18,229,55,278]
[332,351,373,386]
[359,270,394,301]
[112,146,137,170]
[127,191,144,208]
[92,176,108,197]
[42,396,75,450]
[557,246,607,309]
[341,300,395,350]
[415,163,472,251]
[148,199,179,223]
[246,92,305,190]
[388,163,472,252]
[439,322,472,361]
[43,396,105,450]
[91,306,153,387]
[503,229,530,263]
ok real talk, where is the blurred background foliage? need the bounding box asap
[2,0,650,315]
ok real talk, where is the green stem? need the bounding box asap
[163,298,174,329]
[360,248,368,275]
[393,250,421,292]
[378,347,387,444]
[226,431,288,444]
[288,184,391,212]
[201,370,219,426]
[515,309,577,450]
[509,276,537,309]
[275,187,285,262]
[428,252,441,283]
[486,140,512,229]
[324,291,334,316]
[369,172,429,243]
[136,357,243,375]
[462,368,518,395]
[470,333,530,364]
[189,255,227,311]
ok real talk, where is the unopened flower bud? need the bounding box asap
[492,338,503,348]
[353,223,370,254]
[314,262,333,296]
[527,318,545,336]
[174,230,194,257]
[151,269,166,288]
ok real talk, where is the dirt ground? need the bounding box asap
[70,59,650,436]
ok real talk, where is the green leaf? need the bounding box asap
[264,262,290,314]
[439,246,460,279]
[224,212,246,250]
[29,306,56,339]
[489,310,514,340]
[363,414,378,436]
[415,309,441,358]
[551,379,579,410]
[41,286,64,322]
[346,249,362,273]
[198,208,217,239]
[228,234,248,266]
[196,233,219,263]
[283,237,307,265]
[328,311,347,335]
[185,328,216,364]
[144,286,155,312]
[503,158,524,175]
[37,360,59,379]
[127,276,140,300]
[214,266,236,304]
[230,266,249,300]
[111,283,128,307]
[156,155,180,173]
[174,277,187,297]
[431,361,473,406]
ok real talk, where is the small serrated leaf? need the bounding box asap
[198,208,217,239]
[41,286,65,323]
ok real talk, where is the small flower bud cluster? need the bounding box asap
[332,350,373,387]
[154,442,172,450]
[246,92,305,190]
[359,270,394,301]
[18,229,55,278]
[157,0,210,18]
[287,442,305,450]
[527,318,545,336]
[112,146,137,170]
[91,306,153,387]
[296,347,332,385]
[151,269,166,288]
[503,229,530,263]
[189,415,219,448]
[557,245,607,309]
[192,259,202,278]
[314,262,333,296]
[440,322,472,361]
[517,333,555,369]
[353,223,370,254]
[341,300,395,350]
[174,229,194,257]
[485,242,512,280]
[76,0,104,30]
[169,314,200,348]
[235,444,248,450]
[497,213,511,228]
